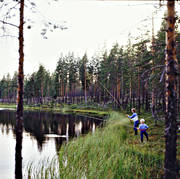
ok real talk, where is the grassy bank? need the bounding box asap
[58,112,164,179]
[0,103,109,117]
[26,111,180,178]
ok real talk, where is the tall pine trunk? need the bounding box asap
[164,1,177,178]
[145,82,149,111]
[15,0,24,178]
[138,66,141,113]
[116,76,120,107]
[84,62,87,104]
[129,75,132,109]
[41,83,43,104]
[151,15,157,124]
[178,63,180,112]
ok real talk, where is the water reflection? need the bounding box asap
[0,110,102,153]
[0,110,103,178]
[75,121,82,137]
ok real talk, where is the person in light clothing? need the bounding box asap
[126,108,139,135]
[138,119,149,143]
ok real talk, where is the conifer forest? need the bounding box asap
[0,0,180,179]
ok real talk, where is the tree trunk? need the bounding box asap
[73,83,76,104]
[178,63,180,112]
[41,83,43,104]
[65,84,68,103]
[164,1,178,178]
[145,83,149,111]
[138,66,141,113]
[60,81,62,97]
[151,15,158,124]
[116,76,121,107]
[121,70,124,107]
[15,0,24,178]
[142,84,145,110]
[129,75,132,110]
[84,62,87,104]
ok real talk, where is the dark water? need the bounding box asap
[0,109,102,179]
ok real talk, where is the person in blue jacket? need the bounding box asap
[137,118,149,143]
[126,108,139,135]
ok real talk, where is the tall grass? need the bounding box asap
[58,112,163,179]
[27,112,164,178]
[25,157,59,179]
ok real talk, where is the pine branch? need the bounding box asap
[0,19,18,28]
[0,34,18,38]
[141,65,165,78]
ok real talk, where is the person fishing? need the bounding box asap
[126,108,139,135]
[137,119,149,143]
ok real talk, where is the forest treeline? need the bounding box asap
[0,21,180,114]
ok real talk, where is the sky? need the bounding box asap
[0,0,179,78]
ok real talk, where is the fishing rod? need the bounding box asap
[96,80,121,106]
[76,113,106,121]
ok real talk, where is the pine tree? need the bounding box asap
[164,1,178,178]
[15,0,24,178]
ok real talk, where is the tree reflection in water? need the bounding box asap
[0,110,103,178]
[0,110,103,153]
